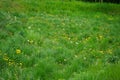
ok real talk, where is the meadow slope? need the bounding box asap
[0,0,120,80]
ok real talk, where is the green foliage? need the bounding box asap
[0,0,120,80]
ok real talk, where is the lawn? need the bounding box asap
[0,0,120,80]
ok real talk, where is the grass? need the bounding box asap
[0,0,120,80]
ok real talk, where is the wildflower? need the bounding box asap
[100,51,104,54]
[8,59,15,66]
[68,37,71,40]
[107,49,112,54]
[97,35,103,40]
[3,56,9,61]
[16,49,21,54]
[99,35,103,39]
[28,40,34,44]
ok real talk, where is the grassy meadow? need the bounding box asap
[0,0,120,80]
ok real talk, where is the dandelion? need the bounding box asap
[68,37,71,40]
[107,49,112,54]
[99,35,103,39]
[16,49,21,54]
[97,35,103,40]
[3,56,9,61]
[100,50,104,54]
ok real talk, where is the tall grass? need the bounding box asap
[0,0,120,80]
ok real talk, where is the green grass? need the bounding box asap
[0,0,120,80]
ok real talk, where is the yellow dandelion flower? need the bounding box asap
[97,35,103,40]
[16,49,21,54]
[100,51,104,54]
[3,56,9,61]
[99,35,103,39]
[107,49,112,54]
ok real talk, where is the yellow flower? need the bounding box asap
[98,35,103,40]
[3,56,9,61]
[100,51,104,54]
[97,35,103,40]
[107,49,112,54]
[16,49,21,54]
